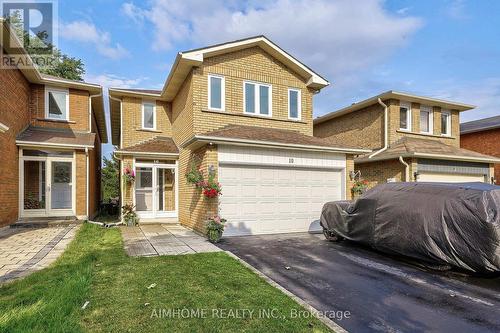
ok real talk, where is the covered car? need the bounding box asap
[320,182,500,273]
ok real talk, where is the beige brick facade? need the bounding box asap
[117,45,355,232]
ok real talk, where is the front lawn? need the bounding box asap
[0,224,331,332]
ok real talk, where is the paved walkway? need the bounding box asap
[121,224,221,256]
[0,224,79,283]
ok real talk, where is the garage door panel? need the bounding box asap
[417,173,485,183]
[219,164,343,236]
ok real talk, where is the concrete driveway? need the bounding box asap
[219,233,500,333]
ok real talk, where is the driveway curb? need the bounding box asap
[224,250,348,333]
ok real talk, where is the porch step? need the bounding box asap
[11,217,81,229]
[138,217,179,225]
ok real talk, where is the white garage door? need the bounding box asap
[417,173,485,183]
[219,165,343,236]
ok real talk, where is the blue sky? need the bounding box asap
[53,0,500,158]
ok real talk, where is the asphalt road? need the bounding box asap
[219,233,500,333]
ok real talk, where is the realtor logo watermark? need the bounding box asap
[1,0,58,69]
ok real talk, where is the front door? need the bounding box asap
[21,149,75,217]
[135,162,177,218]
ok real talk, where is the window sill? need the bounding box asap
[396,130,456,139]
[137,128,162,133]
[202,109,308,124]
[37,118,76,124]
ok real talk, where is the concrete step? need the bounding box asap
[11,217,81,229]
[138,217,179,225]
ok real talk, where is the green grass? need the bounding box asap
[0,224,331,332]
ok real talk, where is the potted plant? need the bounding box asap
[186,162,204,188]
[201,173,222,198]
[351,179,368,198]
[123,165,135,185]
[206,215,227,243]
[122,204,139,226]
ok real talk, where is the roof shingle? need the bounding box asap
[120,137,179,154]
[16,126,95,147]
[198,125,366,151]
[356,136,497,163]
[460,115,500,134]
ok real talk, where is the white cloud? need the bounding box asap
[446,0,469,20]
[123,0,423,80]
[84,73,146,89]
[432,78,500,121]
[60,21,129,59]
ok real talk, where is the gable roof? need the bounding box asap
[1,19,108,143]
[182,125,370,154]
[314,90,475,125]
[461,115,500,134]
[355,136,500,164]
[161,35,329,101]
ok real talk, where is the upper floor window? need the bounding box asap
[45,87,69,121]
[399,101,411,131]
[420,105,433,134]
[244,81,272,116]
[441,110,451,136]
[288,88,301,120]
[142,101,156,130]
[208,74,225,111]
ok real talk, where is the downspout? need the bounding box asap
[369,98,388,159]
[85,147,89,220]
[399,156,410,182]
[109,95,123,149]
[88,93,101,220]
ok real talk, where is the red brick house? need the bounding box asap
[0,20,107,227]
[461,115,500,184]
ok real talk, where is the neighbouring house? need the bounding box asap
[314,91,499,188]
[0,20,107,227]
[109,36,369,236]
[460,115,500,185]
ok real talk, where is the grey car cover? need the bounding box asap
[320,182,500,273]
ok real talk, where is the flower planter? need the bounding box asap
[207,229,223,243]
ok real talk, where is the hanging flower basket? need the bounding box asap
[200,173,222,198]
[351,179,368,197]
[206,215,227,243]
[186,162,204,188]
[123,165,135,185]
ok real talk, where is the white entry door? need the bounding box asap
[219,165,343,236]
[21,150,75,217]
[135,163,178,219]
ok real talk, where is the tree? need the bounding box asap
[6,12,85,80]
[101,154,120,203]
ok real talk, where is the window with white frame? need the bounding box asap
[441,110,451,136]
[244,81,271,116]
[420,105,433,134]
[208,75,225,111]
[288,88,301,120]
[142,101,156,130]
[45,87,69,120]
[399,101,411,131]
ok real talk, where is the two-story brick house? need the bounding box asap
[460,115,500,184]
[0,20,107,227]
[110,36,369,236]
[314,91,499,188]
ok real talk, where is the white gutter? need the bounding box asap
[369,98,388,159]
[185,135,371,154]
[399,156,410,181]
[0,122,9,133]
[16,141,94,149]
[114,150,179,157]
[109,95,123,148]
[88,93,102,133]
[85,147,89,220]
